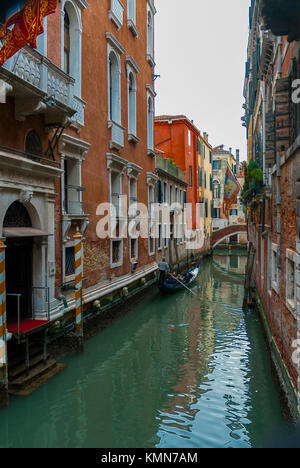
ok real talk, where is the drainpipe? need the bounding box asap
[261,81,266,184]
[155,120,173,147]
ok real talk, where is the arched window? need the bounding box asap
[128,72,136,135]
[147,11,153,58]
[147,96,154,150]
[109,51,121,124]
[25,130,43,160]
[4,202,32,228]
[62,1,82,96]
[64,9,70,75]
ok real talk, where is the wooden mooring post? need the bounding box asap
[74,230,84,353]
[243,242,255,310]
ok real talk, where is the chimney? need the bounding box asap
[236,149,240,164]
[203,132,208,142]
[229,147,232,154]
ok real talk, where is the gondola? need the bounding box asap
[158,265,200,294]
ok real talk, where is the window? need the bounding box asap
[111,240,123,267]
[199,167,202,187]
[128,0,135,23]
[175,187,178,204]
[111,170,122,218]
[156,180,162,204]
[128,71,137,136]
[197,138,201,154]
[272,244,279,294]
[163,182,167,203]
[130,238,138,260]
[147,95,154,151]
[62,2,82,96]
[147,10,154,60]
[148,184,155,254]
[164,223,168,248]
[25,130,42,160]
[188,130,191,147]
[64,9,70,75]
[64,159,85,215]
[169,185,173,205]
[65,246,75,277]
[109,51,121,124]
[204,171,207,189]
[213,160,221,170]
[286,249,296,313]
[230,209,238,216]
[203,145,206,159]
[158,224,162,250]
[189,166,193,187]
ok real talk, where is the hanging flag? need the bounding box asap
[0,0,58,67]
[223,167,240,217]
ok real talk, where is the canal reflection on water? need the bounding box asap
[0,255,292,448]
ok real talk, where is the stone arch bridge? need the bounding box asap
[211,224,247,249]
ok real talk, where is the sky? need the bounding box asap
[154,0,250,161]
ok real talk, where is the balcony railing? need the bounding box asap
[109,0,124,29]
[0,42,85,126]
[65,185,87,215]
[155,155,187,183]
[108,120,125,151]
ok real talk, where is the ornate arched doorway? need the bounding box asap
[4,202,33,323]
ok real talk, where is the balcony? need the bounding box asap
[65,185,87,216]
[155,155,187,184]
[109,0,125,30]
[108,120,125,151]
[0,43,85,126]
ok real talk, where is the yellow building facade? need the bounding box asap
[197,133,213,249]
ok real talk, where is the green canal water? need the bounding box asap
[0,255,293,448]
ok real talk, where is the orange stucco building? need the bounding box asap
[154,115,213,253]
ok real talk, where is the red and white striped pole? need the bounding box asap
[74,230,84,349]
[0,240,8,406]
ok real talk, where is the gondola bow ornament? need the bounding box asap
[0,0,58,67]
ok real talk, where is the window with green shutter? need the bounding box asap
[157,180,162,203]
[199,167,202,187]
[210,151,212,163]
[204,172,207,189]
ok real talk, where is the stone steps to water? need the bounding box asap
[9,353,50,379]
[9,363,66,397]
[8,344,44,370]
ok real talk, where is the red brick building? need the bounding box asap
[243,0,300,415]
[0,1,157,349]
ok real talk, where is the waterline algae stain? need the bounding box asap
[0,256,293,448]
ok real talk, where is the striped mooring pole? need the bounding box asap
[74,230,84,352]
[0,240,8,407]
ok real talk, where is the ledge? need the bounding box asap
[127,19,139,38]
[147,148,157,158]
[128,133,140,144]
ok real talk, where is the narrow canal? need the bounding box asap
[0,254,292,448]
